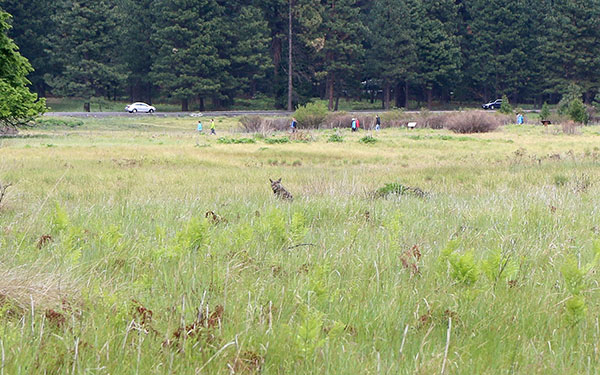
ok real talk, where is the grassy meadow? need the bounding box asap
[1,116,600,374]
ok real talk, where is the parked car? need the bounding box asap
[482,99,502,110]
[125,102,156,113]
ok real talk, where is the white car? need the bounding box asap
[125,102,156,113]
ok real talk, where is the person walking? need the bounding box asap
[290,117,297,133]
[516,113,524,125]
[351,118,357,132]
[210,119,216,135]
[197,120,203,133]
[375,115,381,131]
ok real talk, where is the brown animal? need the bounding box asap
[270,178,293,200]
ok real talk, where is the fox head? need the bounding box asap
[269,178,282,192]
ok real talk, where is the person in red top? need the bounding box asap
[356,117,360,129]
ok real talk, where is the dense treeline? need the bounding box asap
[2,0,600,110]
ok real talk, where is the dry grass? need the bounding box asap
[0,263,78,311]
[444,111,508,133]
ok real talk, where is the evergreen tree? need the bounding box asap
[46,0,124,99]
[0,10,45,131]
[545,0,600,103]
[368,0,416,109]
[0,0,56,96]
[115,0,156,103]
[318,0,366,110]
[151,0,229,111]
[229,6,273,98]
[413,0,461,108]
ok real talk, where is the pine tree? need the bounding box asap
[545,0,600,103]
[229,6,272,98]
[150,0,229,111]
[46,0,124,100]
[0,10,45,131]
[412,0,461,108]
[368,0,416,109]
[0,0,55,96]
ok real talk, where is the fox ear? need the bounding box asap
[277,178,282,183]
[269,178,273,183]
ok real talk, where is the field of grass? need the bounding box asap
[2,117,600,374]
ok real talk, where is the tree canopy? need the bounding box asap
[1,0,599,109]
[0,10,45,131]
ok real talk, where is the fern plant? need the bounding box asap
[481,248,518,284]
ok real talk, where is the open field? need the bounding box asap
[1,117,600,374]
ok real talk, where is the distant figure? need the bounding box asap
[375,115,381,131]
[356,117,360,130]
[290,117,297,133]
[210,119,216,135]
[270,178,293,200]
[197,120,203,132]
[516,113,524,125]
[351,118,357,132]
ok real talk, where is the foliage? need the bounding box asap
[327,133,344,143]
[217,137,256,144]
[174,217,210,252]
[567,98,588,124]
[0,10,45,130]
[293,102,329,129]
[499,95,513,114]
[540,102,551,121]
[480,248,518,283]
[358,135,377,144]
[444,111,504,133]
[264,136,290,144]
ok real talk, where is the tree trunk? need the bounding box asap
[427,86,433,109]
[383,82,391,110]
[287,0,293,111]
[181,98,189,112]
[327,73,335,110]
[199,97,205,111]
[404,81,409,109]
[334,95,340,111]
[395,83,402,108]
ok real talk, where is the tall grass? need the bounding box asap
[1,119,600,373]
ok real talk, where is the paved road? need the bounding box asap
[44,110,294,118]
[45,108,530,118]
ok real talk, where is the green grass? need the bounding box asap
[1,119,600,373]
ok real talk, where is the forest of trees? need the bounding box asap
[2,0,600,111]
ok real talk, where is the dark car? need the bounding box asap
[482,99,502,110]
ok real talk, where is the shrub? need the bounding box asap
[540,102,551,121]
[290,131,314,142]
[358,135,377,144]
[558,83,583,115]
[567,98,588,124]
[499,94,513,114]
[444,111,504,133]
[323,112,352,129]
[264,136,290,144]
[561,121,581,135]
[217,137,256,144]
[381,109,408,128]
[327,133,344,143]
[293,102,328,128]
[239,115,264,132]
[239,116,289,134]
[422,114,447,129]
[375,182,426,198]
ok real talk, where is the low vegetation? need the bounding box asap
[1,116,600,373]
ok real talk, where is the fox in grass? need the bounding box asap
[270,178,293,201]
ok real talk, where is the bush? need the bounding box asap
[540,102,551,121]
[561,120,581,135]
[293,102,329,128]
[327,133,344,143]
[499,94,513,114]
[380,110,408,128]
[558,83,583,115]
[358,135,377,144]
[239,116,290,134]
[444,111,505,133]
[421,114,446,129]
[290,131,314,142]
[217,137,256,144]
[567,98,588,124]
[264,136,290,144]
[323,112,353,129]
